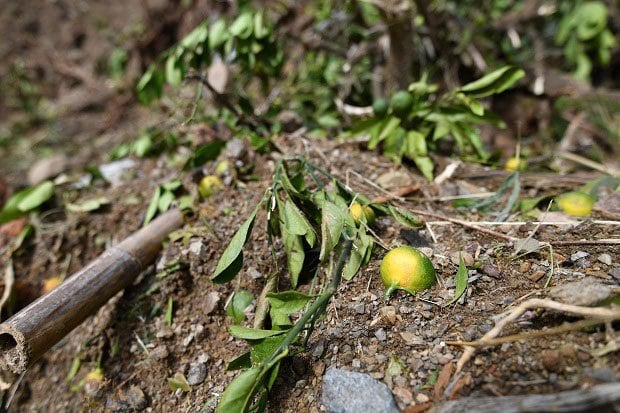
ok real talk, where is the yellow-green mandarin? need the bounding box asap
[349,202,375,225]
[505,157,527,172]
[556,191,595,216]
[199,175,222,198]
[380,246,436,297]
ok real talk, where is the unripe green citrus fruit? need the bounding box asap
[390,91,414,117]
[199,175,222,198]
[349,202,375,225]
[372,98,389,118]
[380,246,436,297]
[556,191,595,217]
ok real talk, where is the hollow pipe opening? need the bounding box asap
[0,333,16,353]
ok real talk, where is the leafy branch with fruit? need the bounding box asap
[209,157,439,412]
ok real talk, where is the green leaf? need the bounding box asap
[228,325,286,340]
[16,181,55,212]
[183,140,226,170]
[158,190,175,213]
[250,336,284,366]
[230,12,254,39]
[168,373,191,392]
[388,206,421,227]
[180,24,208,49]
[136,65,164,105]
[368,116,400,150]
[282,229,305,288]
[165,53,184,86]
[283,199,316,247]
[165,297,173,326]
[66,357,81,382]
[413,156,434,181]
[459,66,525,98]
[319,200,345,261]
[445,253,468,306]
[217,350,288,413]
[253,11,269,39]
[453,92,484,116]
[209,19,229,49]
[342,227,373,280]
[266,291,312,327]
[212,202,262,283]
[162,179,182,192]
[66,197,110,213]
[143,186,161,226]
[227,352,252,371]
[133,134,153,157]
[226,290,254,325]
[576,2,607,40]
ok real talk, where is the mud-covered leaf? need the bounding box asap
[388,205,421,227]
[66,197,110,213]
[168,373,190,392]
[319,200,345,261]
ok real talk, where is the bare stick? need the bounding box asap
[446,318,606,348]
[454,298,620,375]
[0,209,183,374]
[409,209,517,242]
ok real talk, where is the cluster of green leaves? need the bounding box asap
[346,66,524,180]
[143,179,191,225]
[211,158,420,412]
[136,10,281,105]
[109,129,180,160]
[0,181,55,224]
[555,1,616,81]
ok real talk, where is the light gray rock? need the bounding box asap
[28,154,68,185]
[322,368,399,413]
[187,362,207,385]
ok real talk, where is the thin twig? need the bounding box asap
[410,209,517,242]
[447,318,606,348]
[549,239,620,246]
[454,298,620,375]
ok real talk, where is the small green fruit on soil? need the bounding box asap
[372,98,389,118]
[199,175,222,198]
[380,246,436,297]
[556,191,595,216]
[349,202,375,225]
[390,91,414,117]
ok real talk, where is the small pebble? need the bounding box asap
[571,251,589,262]
[187,363,207,386]
[609,267,620,281]
[375,328,387,341]
[597,254,612,266]
[126,386,147,410]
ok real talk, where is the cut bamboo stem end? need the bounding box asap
[0,209,183,374]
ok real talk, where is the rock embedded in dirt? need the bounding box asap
[597,254,612,266]
[570,251,589,262]
[187,362,207,386]
[376,170,412,190]
[541,349,562,372]
[151,344,169,360]
[27,154,68,185]
[187,240,206,260]
[548,278,613,306]
[481,263,500,278]
[125,386,147,410]
[609,267,620,281]
[225,138,246,160]
[99,158,136,186]
[322,368,399,413]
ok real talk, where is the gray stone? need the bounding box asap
[28,154,68,185]
[549,278,613,306]
[322,368,399,413]
[609,267,620,281]
[225,138,246,159]
[597,254,612,266]
[374,328,387,341]
[126,386,147,410]
[188,240,206,260]
[187,363,207,385]
[570,251,589,262]
[99,159,136,186]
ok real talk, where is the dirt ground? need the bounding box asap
[0,1,618,412]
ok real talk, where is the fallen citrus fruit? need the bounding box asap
[199,175,222,198]
[505,157,527,172]
[390,91,414,117]
[380,246,436,297]
[556,191,595,216]
[349,202,375,225]
[372,98,389,118]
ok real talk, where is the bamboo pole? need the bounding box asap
[0,209,183,374]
